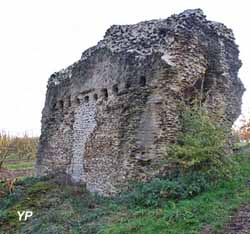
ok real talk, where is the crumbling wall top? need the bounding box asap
[48,9,237,87]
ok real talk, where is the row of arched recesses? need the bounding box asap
[76,88,108,105]
[56,76,146,111]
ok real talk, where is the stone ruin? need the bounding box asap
[36,9,245,196]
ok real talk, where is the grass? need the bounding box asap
[102,153,250,234]
[6,153,23,161]
[103,177,250,234]
[0,176,114,234]
[1,153,250,234]
[4,152,35,162]
[4,161,35,170]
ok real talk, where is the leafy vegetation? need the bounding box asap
[117,171,213,208]
[4,161,35,170]
[102,152,250,234]
[0,152,250,233]
[166,106,233,178]
[1,109,250,233]
[0,176,112,234]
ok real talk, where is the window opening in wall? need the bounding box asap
[68,96,71,107]
[112,84,119,94]
[93,93,98,101]
[75,97,80,105]
[101,88,108,99]
[59,100,64,110]
[139,76,146,86]
[125,80,131,89]
[84,96,89,102]
[52,103,56,109]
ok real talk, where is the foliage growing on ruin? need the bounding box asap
[103,153,250,234]
[117,171,213,208]
[1,153,250,234]
[166,106,233,178]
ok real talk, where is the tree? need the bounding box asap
[0,132,38,169]
[166,106,232,177]
[0,133,13,168]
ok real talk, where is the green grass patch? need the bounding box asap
[6,153,20,160]
[101,153,250,234]
[4,161,35,170]
[0,176,115,234]
[5,153,34,161]
[102,179,250,234]
[1,153,250,234]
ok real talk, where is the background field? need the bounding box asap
[0,133,38,180]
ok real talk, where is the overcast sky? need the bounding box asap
[0,0,249,136]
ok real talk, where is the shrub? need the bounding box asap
[166,106,233,178]
[117,171,214,208]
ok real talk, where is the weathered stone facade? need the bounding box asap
[36,9,245,196]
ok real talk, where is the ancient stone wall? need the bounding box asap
[68,100,97,183]
[36,9,245,196]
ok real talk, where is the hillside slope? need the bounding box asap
[1,152,250,234]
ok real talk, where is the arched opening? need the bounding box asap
[84,96,89,103]
[125,80,131,89]
[75,97,80,105]
[52,103,57,110]
[101,88,108,99]
[59,100,64,110]
[139,76,146,86]
[67,96,71,107]
[93,93,98,101]
[112,84,118,94]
